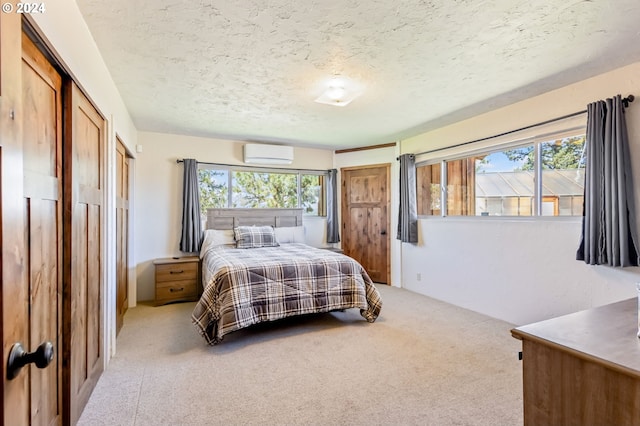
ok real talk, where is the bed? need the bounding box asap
[191,208,382,345]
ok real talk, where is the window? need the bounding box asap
[416,163,441,216]
[232,171,298,208]
[198,168,229,212]
[540,136,585,216]
[416,133,586,217]
[475,147,535,216]
[301,174,326,216]
[198,165,327,220]
[448,157,484,216]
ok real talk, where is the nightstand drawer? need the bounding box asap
[155,280,198,302]
[155,262,198,282]
[153,256,201,306]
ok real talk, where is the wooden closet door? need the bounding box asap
[21,31,64,425]
[116,138,130,334]
[63,82,105,425]
[1,10,29,425]
[3,19,64,426]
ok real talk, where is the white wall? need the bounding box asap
[29,1,138,358]
[400,62,640,325]
[134,132,334,301]
[334,145,402,287]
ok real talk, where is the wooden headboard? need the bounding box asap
[206,208,303,230]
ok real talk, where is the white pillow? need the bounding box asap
[274,226,305,244]
[200,229,235,257]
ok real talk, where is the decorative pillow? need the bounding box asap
[274,226,305,244]
[199,229,235,257]
[234,226,279,249]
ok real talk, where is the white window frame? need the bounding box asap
[416,126,586,219]
[197,164,328,216]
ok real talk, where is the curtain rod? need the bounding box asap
[176,159,329,173]
[398,94,635,159]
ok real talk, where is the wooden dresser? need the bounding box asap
[153,257,200,306]
[511,298,640,426]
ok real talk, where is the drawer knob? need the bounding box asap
[169,270,184,274]
[169,287,184,293]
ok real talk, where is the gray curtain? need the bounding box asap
[179,159,203,253]
[397,154,418,243]
[576,95,639,266]
[326,169,340,243]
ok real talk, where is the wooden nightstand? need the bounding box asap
[153,256,200,306]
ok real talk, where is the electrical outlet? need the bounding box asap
[416,273,421,281]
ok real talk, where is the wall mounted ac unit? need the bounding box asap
[243,143,294,165]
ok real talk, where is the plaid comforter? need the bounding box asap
[192,243,382,345]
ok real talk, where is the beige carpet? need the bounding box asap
[78,285,523,425]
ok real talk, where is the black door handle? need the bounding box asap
[380,230,387,235]
[6,341,54,380]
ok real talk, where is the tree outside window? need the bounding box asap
[198,169,228,218]
[198,167,327,221]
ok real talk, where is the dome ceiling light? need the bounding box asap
[314,75,362,107]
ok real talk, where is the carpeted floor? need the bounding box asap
[78,284,524,425]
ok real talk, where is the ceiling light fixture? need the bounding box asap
[314,76,362,107]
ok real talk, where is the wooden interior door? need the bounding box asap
[63,82,105,425]
[341,164,390,284]
[115,138,130,334]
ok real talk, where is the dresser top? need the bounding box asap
[512,298,640,376]
[153,256,199,265]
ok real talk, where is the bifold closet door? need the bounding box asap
[21,31,64,425]
[2,20,64,426]
[3,20,106,425]
[1,10,29,425]
[116,137,130,334]
[63,82,106,425]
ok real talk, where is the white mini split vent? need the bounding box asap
[243,143,294,165]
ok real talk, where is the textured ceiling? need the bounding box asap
[76,0,640,149]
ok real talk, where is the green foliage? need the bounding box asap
[504,136,586,171]
[198,168,324,215]
[233,172,298,208]
[503,146,535,170]
[300,175,322,214]
[198,169,228,217]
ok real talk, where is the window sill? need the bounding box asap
[418,215,583,223]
